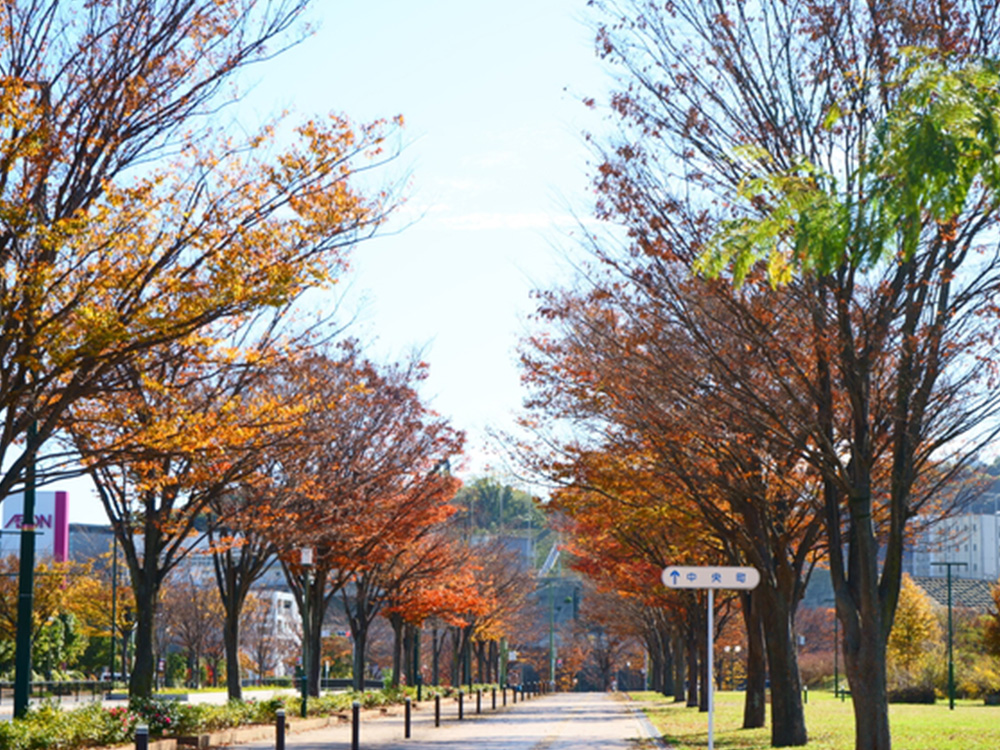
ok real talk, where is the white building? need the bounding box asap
[904,512,1000,581]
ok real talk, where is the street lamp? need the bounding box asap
[932,560,967,710]
[299,547,313,718]
[723,645,741,690]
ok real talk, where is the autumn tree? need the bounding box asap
[0,0,401,700]
[272,348,464,694]
[68,316,325,698]
[162,573,224,689]
[0,555,90,676]
[523,281,827,737]
[581,3,1000,748]
[887,575,941,690]
[0,0,398,499]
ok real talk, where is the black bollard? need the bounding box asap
[135,725,149,750]
[459,689,464,720]
[492,686,497,710]
[417,674,423,702]
[405,697,411,738]
[352,700,360,750]
[476,688,482,714]
[276,709,286,750]
[435,693,441,727]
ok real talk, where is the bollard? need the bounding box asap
[492,686,497,710]
[476,688,482,714]
[459,689,464,720]
[803,686,808,704]
[135,725,149,750]
[276,709,286,750]
[417,674,423,702]
[512,685,517,704]
[352,700,360,750]
[405,697,411,738]
[503,686,507,706]
[435,693,441,727]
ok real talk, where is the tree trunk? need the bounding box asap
[759,588,807,746]
[352,622,368,692]
[672,629,686,703]
[129,574,159,698]
[390,613,403,689]
[224,610,242,700]
[843,611,890,750]
[742,590,767,729]
[686,627,698,708]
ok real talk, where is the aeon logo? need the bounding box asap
[4,514,53,529]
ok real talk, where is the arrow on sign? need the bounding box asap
[669,570,680,585]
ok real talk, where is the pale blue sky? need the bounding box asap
[66,0,610,521]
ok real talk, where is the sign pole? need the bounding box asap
[708,588,714,750]
[661,566,760,750]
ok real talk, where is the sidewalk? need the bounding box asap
[227,691,664,750]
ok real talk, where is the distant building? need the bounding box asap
[903,512,1000,581]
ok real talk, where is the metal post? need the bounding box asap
[13,79,49,722]
[476,688,481,714]
[492,686,496,709]
[708,589,714,750]
[503,686,507,706]
[434,693,440,727]
[276,709,286,750]
[135,725,149,750]
[833,609,839,699]
[351,700,360,750]
[932,561,967,710]
[14,424,38,719]
[458,689,464,720]
[405,697,411,738]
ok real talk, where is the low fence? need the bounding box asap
[0,680,111,702]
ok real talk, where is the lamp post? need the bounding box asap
[13,78,51,721]
[299,548,313,718]
[932,560,967,710]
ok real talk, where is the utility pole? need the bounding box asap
[931,561,967,710]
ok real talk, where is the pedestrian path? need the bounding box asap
[228,692,663,750]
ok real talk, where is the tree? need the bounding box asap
[522,282,826,737]
[1,0,401,700]
[886,575,941,690]
[452,477,545,536]
[584,3,1000,747]
[0,0,398,500]
[162,574,224,689]
[272,348,464,694]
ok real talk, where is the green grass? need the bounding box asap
[631,690,1000,750]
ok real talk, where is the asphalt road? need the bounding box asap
[228,691,663,750]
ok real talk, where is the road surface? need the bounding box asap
[229,691,664,750]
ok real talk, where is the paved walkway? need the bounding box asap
[229,692,663,750]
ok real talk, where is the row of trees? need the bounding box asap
[521,2,1000,749]
[0,0,534,706]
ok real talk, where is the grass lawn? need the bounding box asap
[631,690,1000,749]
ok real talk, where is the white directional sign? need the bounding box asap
[660,565,761,750]
[661,566,760,590]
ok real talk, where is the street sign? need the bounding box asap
[661,566,760,590]
[660,565,760,750]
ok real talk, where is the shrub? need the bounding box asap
[887,685,936,704]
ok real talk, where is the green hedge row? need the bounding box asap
[0,688,422,750]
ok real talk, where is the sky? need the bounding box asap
[62,0,613,523]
